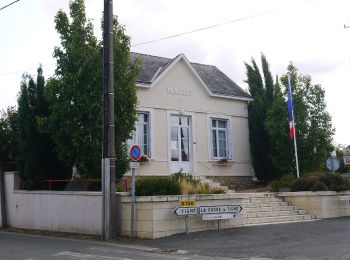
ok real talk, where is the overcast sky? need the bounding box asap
[1,0,350,146]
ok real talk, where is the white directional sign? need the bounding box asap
[130,162,140,168]
[199,205,242,214]
[344,155,350,166]
[174,207,198,216]
[202,213,236,220]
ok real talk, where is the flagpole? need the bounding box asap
[288,74,300,178]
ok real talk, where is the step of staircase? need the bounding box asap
[240,193,316,227]
[193,178,316,227]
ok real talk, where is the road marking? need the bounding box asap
[53,251,133,260]
[174,250,188,255]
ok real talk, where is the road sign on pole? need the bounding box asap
[129,144,141,238]
[326,157,340,172]
[174,207,198,216]
[129,145,141,161]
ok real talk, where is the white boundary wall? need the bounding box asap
[1,172,102,234]
[5,172,343,239]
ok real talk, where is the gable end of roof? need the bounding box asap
[130,52,252,100]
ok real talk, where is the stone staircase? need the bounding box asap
[195,176,316,226]
[242,193,316,226]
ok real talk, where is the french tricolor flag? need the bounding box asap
[287,75,295,139]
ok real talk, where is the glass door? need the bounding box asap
[170,115,192,173]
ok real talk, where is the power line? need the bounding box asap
[131,0,317,47]
[0,0,316,76]
[0,0,20,12]
[0,63,55,77]
[0,4,295,77]
[131,8,279,47]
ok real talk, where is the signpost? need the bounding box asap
[174,206,198,235]
[199,205,242,231]
[129,145,141,238]
[173,204,242,233]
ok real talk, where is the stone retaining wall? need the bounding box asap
[277,191,350,218]
[117,193,246,239]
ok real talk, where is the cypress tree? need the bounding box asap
[17,67,69,189]
[245,54,276,182]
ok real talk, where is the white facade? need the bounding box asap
[128,53,252,178]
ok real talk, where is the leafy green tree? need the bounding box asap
[44,0,102,178]
[245,54,276,182]
[0,107,18,172]
[0,106,17,227]
[283,64,334,173]
[17,68,68,188]
[266,63,334,175]
[43,0,139,178]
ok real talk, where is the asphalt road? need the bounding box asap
[142,217,350,259]
[3,218,350,259]
[0,231,231,260]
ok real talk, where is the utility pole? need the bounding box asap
[102,0,116,240]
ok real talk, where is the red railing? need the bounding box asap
[20,179,128,192]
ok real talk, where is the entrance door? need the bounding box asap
[170,115,192,173]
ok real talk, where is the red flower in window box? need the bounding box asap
[139,154,149,162]
[218,157,228,163]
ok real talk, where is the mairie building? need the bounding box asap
[127,52,253,189]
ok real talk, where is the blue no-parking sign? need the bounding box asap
[129,145,141,162]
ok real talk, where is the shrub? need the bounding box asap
[172,171,199,186]
[290,172,350,192]
[291,178,312,192]
[135,172,224,196]
[310,181,329,192]
[322,173,350,192]
[116,182,124,192]
[172,172,224,195]
[270,175,295,192]
[135,177,181,196]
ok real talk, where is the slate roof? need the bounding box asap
[130,52,252,100]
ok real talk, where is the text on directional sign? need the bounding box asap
[174,207,198,216]
[179,200,196,207]
[199,205,242,214]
